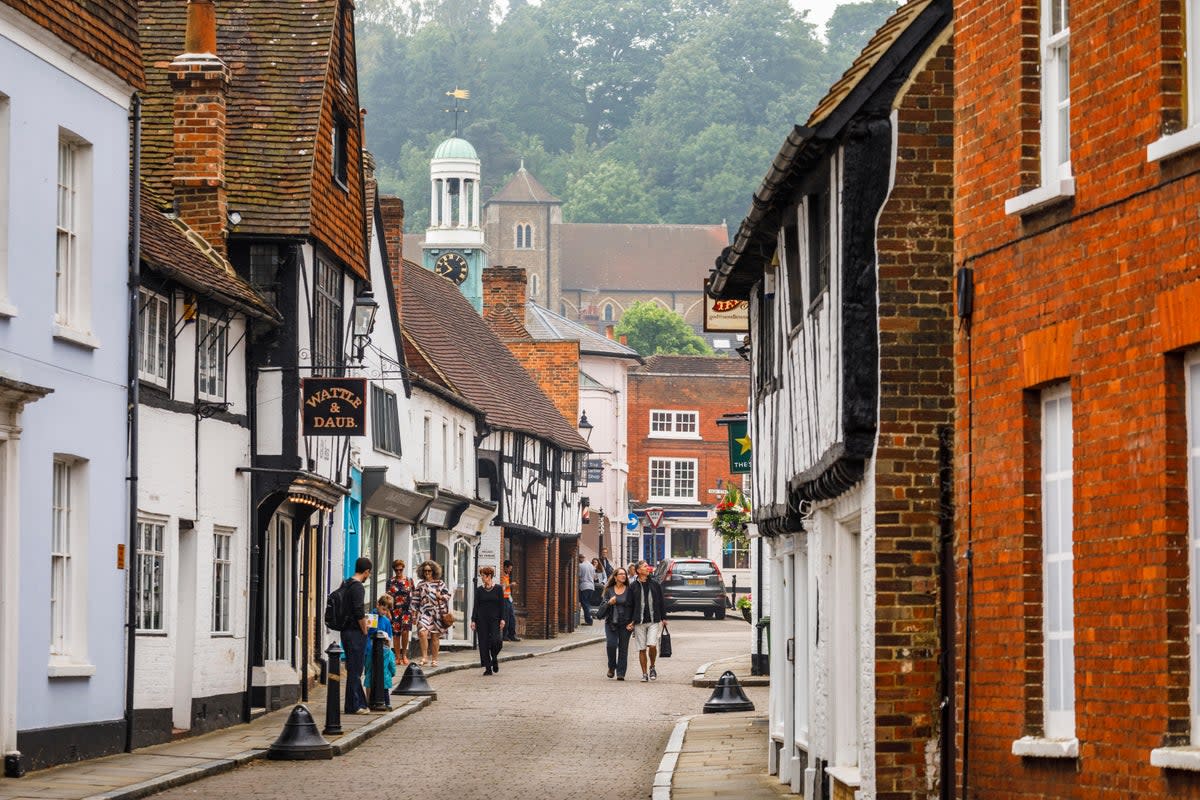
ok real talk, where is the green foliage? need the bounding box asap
[614,302,713,356]
[357,0,902,233]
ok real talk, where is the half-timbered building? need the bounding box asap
[706,1,954,797]
[400,256,590,639]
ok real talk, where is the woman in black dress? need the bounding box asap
[599,567,634,680]
[470,565,505,675]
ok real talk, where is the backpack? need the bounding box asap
[324,579,353,631]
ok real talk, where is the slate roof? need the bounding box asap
[559,223,728,292]
[139,184,280,322]
[138,0,337,239]
[401,260,590,452]
[489,166,561,204]
[633,354,749,378]
[524,303,641,360]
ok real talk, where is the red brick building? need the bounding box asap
[955,0,1200,796]
[626,355,750,584]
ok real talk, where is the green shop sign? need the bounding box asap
[723,417,751,474]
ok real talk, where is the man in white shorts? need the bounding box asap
[626,560,668,682]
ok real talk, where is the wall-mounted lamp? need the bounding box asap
[577,410,594,443]
[351,288,379,361]
[227,210,243,227]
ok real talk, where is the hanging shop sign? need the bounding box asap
[718,415,751,474]
[703,278,750,333]
[302,377,367,436]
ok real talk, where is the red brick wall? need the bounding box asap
[379,195,404,328]
[521,534,551,638]
[871,37,955,800]
[7,0,143,89]
[627,371,748,506]
[483,266,528,326]
[169,57,230,253]
[505,340,580,430]
[955,1,1200,795]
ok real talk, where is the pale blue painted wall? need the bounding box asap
[0,31,133,732]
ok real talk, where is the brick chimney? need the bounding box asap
[378,195,405,328]
[482,266,527,326]
[169,0,231,253]
[361,109,377,253]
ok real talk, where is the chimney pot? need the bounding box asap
[184,0,218,55]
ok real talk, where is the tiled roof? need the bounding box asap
[138,0,335,239]
[401,260,590,452]
[633,355,750,378]
[139,184,280,322]
[524,303,641,359]
[489,166,561,204]
[6,0,143,89]
[559,223,728,292]
[484,305,533,341]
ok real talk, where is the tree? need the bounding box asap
[563,161,660,223]
[614,302,713,356]
[825,0,903,68]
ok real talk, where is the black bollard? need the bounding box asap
[267,704,332,760]
[393,661,437,700]
[702,670,755,713]
[323,640,343,736]
[369,629,391,711]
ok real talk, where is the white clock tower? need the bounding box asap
[422,136,488,312]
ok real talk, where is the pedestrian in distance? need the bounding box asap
[628,559,668,682]
[364,595,397,697]
[577,553,597,625]
[414,559,452,667]
[599,547,614,578]
[500,560,520,641]
[385,559,414,665]
[470,565,505,676]
[333,557,371,714]
[591,557,605,601]
[598,567,634,680]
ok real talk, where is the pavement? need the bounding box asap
[661,713,792,800]
[691,653,769,688]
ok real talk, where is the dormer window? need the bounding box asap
[515,223,533,249]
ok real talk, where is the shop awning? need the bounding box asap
[361,466,436,522]
[416,482,472,530]
[287,473,348,513]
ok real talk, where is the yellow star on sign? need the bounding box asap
[735,435,752,455]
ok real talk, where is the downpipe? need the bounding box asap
[123,92,142,754]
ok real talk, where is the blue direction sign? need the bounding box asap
[626,512,639,531]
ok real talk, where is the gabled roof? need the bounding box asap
[633,354,749,379]
[489,166,561,204]
[140,184,280,322]
[708,0,951,300]
[138,0,340,240]
[559,223,728,292]
[401,260,590,452]
[6,0,144,89]
[484,305,533,341]
[524,302,641,360]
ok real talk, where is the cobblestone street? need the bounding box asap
[154,617,762,800]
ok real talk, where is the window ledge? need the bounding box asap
[1004,178,1076,216]
[48,660,96,678]
[1012,735,1079,759]
[53,323,100,350]
[824,765,861,788]
[648,434,702,441]
[1151,746,1200,771]
[0,299,17,319]
[1147,126,1200,163]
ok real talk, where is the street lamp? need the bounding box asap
[577,410,594,443]
[351,289,379,361]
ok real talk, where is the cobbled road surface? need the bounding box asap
[155,616,758,800]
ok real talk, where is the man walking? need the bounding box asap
[626,560,667,682]
[599,547,614,579]
[340,557,372,714]
[501,560,520,641]
[578,553,597,625]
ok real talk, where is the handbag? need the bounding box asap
[659,628,672,658]
[441,609,456,627]
[595,595,612,621]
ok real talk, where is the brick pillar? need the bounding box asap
[525,536,550,638]
[169,0,230,254]
[482,266,527,325]
[379,195,405,328]
[547,537,560,637]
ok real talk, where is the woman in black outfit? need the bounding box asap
[598,567,634,680]
[470,565,505,675]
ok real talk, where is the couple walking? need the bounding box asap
[596,560,667,682]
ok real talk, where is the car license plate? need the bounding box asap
[687,579,704,585]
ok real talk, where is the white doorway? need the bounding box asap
[172,523,197,730]
[266,515,294,664]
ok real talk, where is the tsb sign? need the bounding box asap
[301,377,367,436]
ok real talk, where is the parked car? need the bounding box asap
[653,558,727,619]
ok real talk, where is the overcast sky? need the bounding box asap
[792,0,844,31]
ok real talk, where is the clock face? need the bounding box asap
[433,252,469,285]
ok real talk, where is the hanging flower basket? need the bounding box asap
[713,486,751,547]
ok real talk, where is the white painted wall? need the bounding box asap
[0,15,134,738]
[579,352,633,556]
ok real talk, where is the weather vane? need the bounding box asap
[444,87,470,137]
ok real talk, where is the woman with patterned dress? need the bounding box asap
[413,559,452,667]
[385,559,414,666]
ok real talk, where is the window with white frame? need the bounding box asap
[832,520,861,766]
[649,458,696,502]
[1041,383,1075,739]
[50,459,72,655]
[55,132,92,332]
[136,519,166,632]
[423,415,432,477]
[212,528,233,634]
[1041,0,1071,184]
[370,384,401,455]
[197,315,227,401]
[457,426,466,480]
[722,537,749,570]
[1186,355,1200,743]
[313,257,342,375]
[649,409,698,438]
[442,421,449,484]
[0,93,10,315]
[138,289,170,387]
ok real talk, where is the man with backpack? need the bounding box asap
[329,557,372,714]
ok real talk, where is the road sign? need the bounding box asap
[645,507,665,528]
[626,512,639,531]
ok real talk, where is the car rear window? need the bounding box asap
[674,561,716,576]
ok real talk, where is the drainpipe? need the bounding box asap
[124,92,143,754]
[957,266,975,799]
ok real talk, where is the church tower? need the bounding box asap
[484,163,563,315]
[422,136,487,311]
